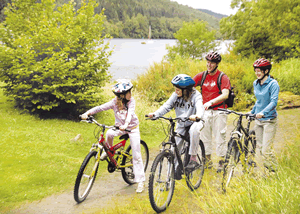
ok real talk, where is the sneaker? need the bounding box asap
[136,182,144,193]
[100,151,107,161]
[174,165,182,180]
[186,160,200,172]
[216,160,224,173]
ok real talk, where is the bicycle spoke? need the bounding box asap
[74,151,100,203]
[121,140,149,185]
[185,141,205,191]
[222,138,239,192]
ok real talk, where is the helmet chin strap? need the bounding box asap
[257,70,269,83]
[208,65,218,74]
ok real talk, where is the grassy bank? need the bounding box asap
[0,86,167,212]
[90,108,300,214]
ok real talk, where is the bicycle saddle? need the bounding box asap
[119,134,129,140]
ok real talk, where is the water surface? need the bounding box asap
[105,39,233,80]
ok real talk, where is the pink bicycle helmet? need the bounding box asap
[205,51,222,63]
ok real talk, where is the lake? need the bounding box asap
[105,39,234,80]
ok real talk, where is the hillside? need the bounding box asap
[1,0,222,39]
[197,8,228,19]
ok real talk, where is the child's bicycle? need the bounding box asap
[218,108,257,193]
[146,115,205,213]
[74,116,149,203]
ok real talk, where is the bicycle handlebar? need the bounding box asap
[217,108,256,120]
[145,115,204,123]
[80,115,131,132]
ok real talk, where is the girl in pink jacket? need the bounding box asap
[81,79,145,193]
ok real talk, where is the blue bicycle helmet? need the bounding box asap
[171,74,195,89]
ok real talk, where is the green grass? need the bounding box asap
[0,88,99,211]
[89,109,300,214]
[1,77,300,213]
[0,84,168,212]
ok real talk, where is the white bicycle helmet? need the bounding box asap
[112,79,133,97]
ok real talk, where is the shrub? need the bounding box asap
[0,0,112,119]
[272,58,300,95]
[134,53,258,111]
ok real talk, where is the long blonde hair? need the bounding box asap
[116,97,124,111]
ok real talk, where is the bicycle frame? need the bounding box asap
[88,119,133,169]
[74,116,149,203]
[219,108,256,164]
[154,116,201,178]
[162,118,189,177]
[147,115,205,212]
[231,114,253,141]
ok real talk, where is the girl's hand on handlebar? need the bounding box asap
[119,123,128,131]
[80,113,89,120]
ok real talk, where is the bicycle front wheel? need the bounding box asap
[121,140,149,185]
[74,150,100,203]
[222,137,240,193]
[185,140,205,191]
[245,130,256,171]
[148,151,175,213]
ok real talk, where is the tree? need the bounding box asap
[220,0,300,61]
[0,0,10,22]
[166,20,218,60]
[0,0,112,119]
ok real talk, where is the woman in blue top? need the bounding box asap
[251,58,279,172]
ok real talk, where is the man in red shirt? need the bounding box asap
[193,52,231,172]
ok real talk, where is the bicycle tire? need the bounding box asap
[148,150,175,213]
[185,140,205,191]
[222,137,240,193]
[121,140,149,185]
[74,150,99,203]
[245,130,256,170]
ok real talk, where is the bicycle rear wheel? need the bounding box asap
[148,151,175,213]
[222,137,240,193]
[74,150,100,203]
[185,140,205,191]
[121,140,149,185]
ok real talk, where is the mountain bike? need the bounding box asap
[218,108,256,193]
[146,115,205,213]
[74,116,149,203]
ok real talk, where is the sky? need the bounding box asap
[171,0,238,16]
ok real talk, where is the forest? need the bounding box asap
[0,0,222,39]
